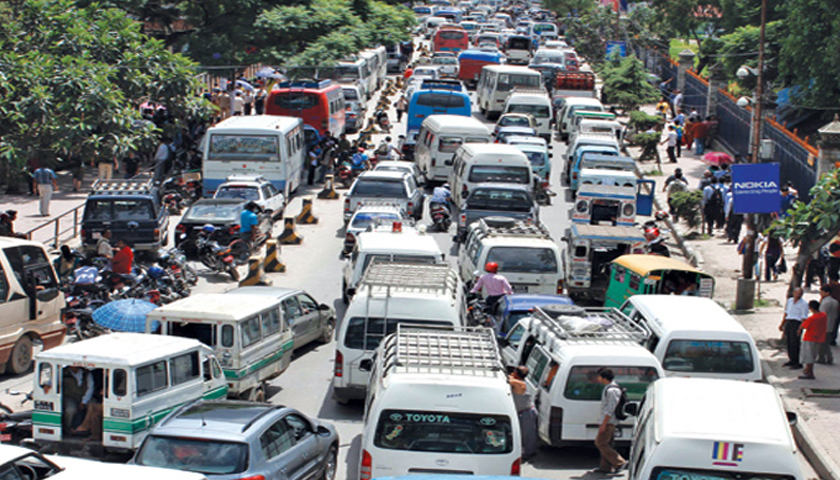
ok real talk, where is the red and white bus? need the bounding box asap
[433,26,469,53]
[266,80,346,138]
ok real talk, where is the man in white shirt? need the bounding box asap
[659,125,678,163]
[779,287,808,369]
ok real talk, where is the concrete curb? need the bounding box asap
[763,361,840,480]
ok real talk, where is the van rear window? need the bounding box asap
[374,409,513,454]
[563,366,659,401]
[507,104,550,118]
[466,189,532,212]
[85,199,154,222]
[344,318,451,351]
[468,165,530,184]
[486,247,557,273]
[663,340,754,374]
[362,254,438,273]
[351,179,408,198]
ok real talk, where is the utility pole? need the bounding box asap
[614,1,620,39]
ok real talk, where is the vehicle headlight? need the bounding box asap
[575,200,588,213]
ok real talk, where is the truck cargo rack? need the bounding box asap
[530,305,649,345]
[91,179,155,195]
[382,325,504,377]
[358,260,458,296]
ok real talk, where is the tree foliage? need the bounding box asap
[599,55,659,111]
[0,0,210,181]
[564,5,617,64]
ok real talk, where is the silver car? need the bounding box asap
[133,400,339,480]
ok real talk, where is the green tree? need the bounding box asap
[0,0,211,190]
[564,5,617,64]
[773,169,840,296]
[599,55,659,111]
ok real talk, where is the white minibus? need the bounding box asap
[201,115,305,199]
[476,65,542,119]
[414,115,492,183]
[448,143,534,209]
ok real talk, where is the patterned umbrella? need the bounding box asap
[92,299,159,333]
[703,151,733,166]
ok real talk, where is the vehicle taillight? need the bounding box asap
[176,224,186,234]
[80,228,86,239]
[334,351,344,377]
[460,213,466,226]
[511,457,521,476]
[431,158,436,167]
[557,279,564,294]
[462,185,468,196]
[234,476,265,480]
[229,225,241,235]
[344,198,350,212]
[345,233,355,244]
[153,228,161,240]
[360,450,372,480]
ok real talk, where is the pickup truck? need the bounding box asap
[457,183,538,241]
[81,179,168,253]
[343,171,424,222]
[555,71,596,98]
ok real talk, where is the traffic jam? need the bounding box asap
[0,1,805,480]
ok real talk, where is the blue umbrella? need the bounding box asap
[92,299,159,333]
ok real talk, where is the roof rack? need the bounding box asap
[382,325,504,377]
[529,305,649,346]
[90,179,155,195]
[472,217,552,240]
[358,260,456,295]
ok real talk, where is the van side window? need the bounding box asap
[262,308,282,336]
[113,369,127,396]
[202,358,212,382]
[506,324,526,348]
[241,316,262,348]
[282,297,302,324]
[543,361,559,391]
[170,351,200,386]
[38,363,52,390]
[136,361,167,397]
[221,325,234,348]
[628,273,641,291]
[526,347,550,382]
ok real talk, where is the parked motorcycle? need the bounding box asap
[192,225,242,281]
[162,192,184,215]
[0,390,33,446]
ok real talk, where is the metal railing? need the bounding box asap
[23,204,85,249]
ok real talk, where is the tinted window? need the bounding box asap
[466,189,533,212]
[344,318,451,351]
[351,179,407,197]
[215,186,260,201]
[486,246,557,273]
[663,340,754,374]
[500,116,532,127]
[221,325,234,347]
[135,436,249,475]
[563,366,660,401]
[136,361,167,396]
[260,419,296,459]
[508,104,550,118]
[416,93,467,109]
[272,92,320,110]
[342,88,358,100]
[113,369,127,396]
[86,199,153,221]
[170,351,200,386]
[468,165,530,184]
[508,38,530,49]
[524,150,547,167]
[184,203,242,223]
[439,136,464,153]
[374,410,513,454]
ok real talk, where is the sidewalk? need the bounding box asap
[630,106,840,480]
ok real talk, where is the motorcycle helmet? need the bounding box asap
[654,210,670,222]
[147,266,165,280]
[485,262,499,273]
[644,227,661,242]
[442,183,450,189]
[201,224,216,234]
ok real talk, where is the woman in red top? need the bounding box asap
[798,300,827,380]
[111,239,134,274]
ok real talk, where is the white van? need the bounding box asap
[502,91,553,140]
[500,305,664,447]
[565,133,620,179]
[415,115,492,183]
[424,16,451,38]
[569,118,624,147]
[627,378,803,480]
[32,333,227,452]
[0,237,66,375]
[145,293,295,401]
[333,262,465,404]
[361,326,521,478]
[342,225,445,303]
[459,218,564,295]
[557,97,605,140]
[448,143,534,209]
[476,65,542,119]
[618,295,762,381]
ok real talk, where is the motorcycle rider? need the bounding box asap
[351,147,371,171]
[470,262,513,315]
[375,109,391,133]
[644,227,671,257]
[429,183,452,211]
[375,136,402,161]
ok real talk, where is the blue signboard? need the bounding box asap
[731,163,781,214]
[606,41,627,58]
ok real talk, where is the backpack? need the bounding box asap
[608,384,629,421]
[375,142,389,155]
[708,186,724,214]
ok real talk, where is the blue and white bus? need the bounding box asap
[406,79,472,136]
[201,115,306,200]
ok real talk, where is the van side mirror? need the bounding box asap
[786,411,797,426]
[317,425,332,436]
[623,402,639,417]
[359,359,373,372]
[549,153,553,158]
[318,303,331,311]
[445,159,453,166]
[460,190,468,199]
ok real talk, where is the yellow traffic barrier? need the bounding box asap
[278,217,303,245]
[318,174,340,199]
[239,254,272,287]
[295,197,319,224]
[263,239,286,273]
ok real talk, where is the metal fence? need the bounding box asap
[765,118,817,199]
[714,89,752,159]
[683,71,708,116]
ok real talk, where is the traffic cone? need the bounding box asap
[263,239,286,273]
[295,197,319,224]
[239,255,272,287]
[318,175,340,199]
[278,217,303,245]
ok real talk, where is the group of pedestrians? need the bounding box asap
[207,81,268,121]
[780,285,839,380]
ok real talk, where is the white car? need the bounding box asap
[431,56,459,78]
[343,203,411,254]
[373,160,425,186]
[213,174,286,220]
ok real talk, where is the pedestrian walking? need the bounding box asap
[655,98,669,119]
[763,232,783,282]
[674,122,683,157]
[233,91,244,116]
[508,366,538,461]
[395,95,408,123]
[780,287,808,370]
[724,185,743,243]
[243,88,254,115]
[660,125,678,163]
[123,151,139,179]
[798,300,827,380]
[701,177,724,235]
[818,285,837,365]
[671,89,683,117]
[254,84,267,115]
[95,154,117,180]
[32,165,59,216]
[663,168,688,217]
[595,368,626,473]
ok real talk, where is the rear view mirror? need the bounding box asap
[623,402,639,417]
[318,303,331,311]
[359,359,373,372]
[460,190,468,199]
[445,159,453,166]
[786,411,797,426]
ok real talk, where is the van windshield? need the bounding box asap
[663,340,754,374]
[344,318,451,351]
[523,150,547,167]
[563,366,660,401]
[652,467,796,480]
[467,189,532,212]
[135,435,249,474]
[468,165,530,184]
[374,410,513,454]
[486,247,557,273]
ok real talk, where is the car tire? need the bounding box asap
[320,318,336,344]
[321,444,338,480]
[9,336,33,375]
[341,280,349,305]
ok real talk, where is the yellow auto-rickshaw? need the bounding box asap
[604,254,715,308]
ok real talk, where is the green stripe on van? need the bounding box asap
[32,411,61,426]
[223,340,294,380]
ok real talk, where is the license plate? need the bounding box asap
[512,284,528,293]
[614,428,623,438]
[0,434,11,442]
[91,232,101,239]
